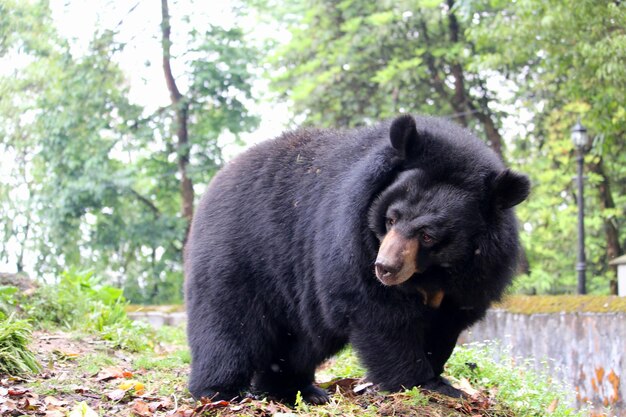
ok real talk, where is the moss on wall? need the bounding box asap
[125,296,626,316]
[126,304,184,313]
[496,295,626,315]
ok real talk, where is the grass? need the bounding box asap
[23,268,156,352]
[1,322,585,417]
[76,352,118,375]
[0,269,586,416]
[447,342,583,417]
[0,314,41,375]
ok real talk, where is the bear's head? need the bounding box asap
[368,115,530,290]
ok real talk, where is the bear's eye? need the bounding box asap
[421,232,434,244]
[385,217,396,228]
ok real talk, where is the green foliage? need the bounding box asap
[321,344,581,416]
[447,343,583,417]
[0,285,19,318]
[134,348,190,371]
[467,0,626,293]
[187,25,260,178]
[401,387,429,407]
[0,1,259,304]
[1,0,624,301]
[0,314,41,375]
[266,0,456,127]
[153,323,187,345]
[323,346,366,378]
[25,269,154,351]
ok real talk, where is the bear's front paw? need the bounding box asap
[300,384,330,405]
[420,376,466,398]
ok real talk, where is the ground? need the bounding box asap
[0,327,517,417]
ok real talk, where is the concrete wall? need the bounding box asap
[127,311,187,328]
[461,310,625,416]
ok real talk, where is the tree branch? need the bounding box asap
[160,0,194,242]
[446,0,468,126]
[129,189,160,217]
[161,0,182,103]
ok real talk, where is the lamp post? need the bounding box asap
[571,120,589,295]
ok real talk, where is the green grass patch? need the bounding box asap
[133,349,190,371]
[318,346,366,381]
[0,314,41,375]
[154,323,187,345]
[23,269,155,352]
[2,270,587,416]
[76,352,118,375]
[447,342,584,417]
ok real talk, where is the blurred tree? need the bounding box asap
[265,0,508,158]
[468,0,625,293]
[0,0,258,303]
[159,0,258,243]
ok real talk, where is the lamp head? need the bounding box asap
[571,120,589,150]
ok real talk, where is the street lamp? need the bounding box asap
[571,120,590,294]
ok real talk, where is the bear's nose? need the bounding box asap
[375,260,400,279]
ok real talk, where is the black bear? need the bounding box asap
[185,114,530,404]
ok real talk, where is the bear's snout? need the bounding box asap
[374,260,401,280]
[375,229,418,285]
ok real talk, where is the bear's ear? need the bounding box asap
[389,114,422,159]
[490,169,531,209]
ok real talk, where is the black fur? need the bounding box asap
[185,115,530,403]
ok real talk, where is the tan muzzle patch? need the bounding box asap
[374,229,418,285]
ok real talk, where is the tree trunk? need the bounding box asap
[445,0,505,159]
[16,220,29,273]
[446,0,468,127]
[160,0,194,243]
[466,100,505,159]
[589,158,621,294]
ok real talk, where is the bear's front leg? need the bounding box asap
[350,317,435,392]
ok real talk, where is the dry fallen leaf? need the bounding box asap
[0,398,19,415]
[131,399,152,417]
[107,389,128,402]
[319,377,361,394]
[67,401,99,417]
[194,399,230,413]
[456,377,481,398]
[95,366,133,382]
[168,408,195,417]
[7,387,30,396]
[72,385,90,394]
[148,397,172,412]
[44,396,69,407]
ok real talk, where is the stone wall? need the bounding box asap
[127,311,187,328]
[461,310,625,416]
